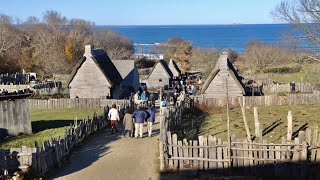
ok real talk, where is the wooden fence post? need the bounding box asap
[287,111,292,141]
[254,107,262,141]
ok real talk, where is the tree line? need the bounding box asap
[0,11,134,77]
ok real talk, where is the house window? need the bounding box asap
[159,79,162,82]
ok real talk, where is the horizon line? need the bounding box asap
[97,23,288,26]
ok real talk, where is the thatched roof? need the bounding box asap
[147,59,173,79]
[67,48,122,87]
[111,60,139,87]
[201,53,245,94]
[168,59,181,77]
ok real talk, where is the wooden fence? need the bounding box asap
[32,87,69,96]
[159,97,320,177]
[0,103,130,176]
[262,83,320,94]
[28,98,130,109]
[0,98,32,138]
[194,93,320,108]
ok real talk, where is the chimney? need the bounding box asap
[84,45,94,55]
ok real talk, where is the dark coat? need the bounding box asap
[132,110,148,123]
[146,108,155,122]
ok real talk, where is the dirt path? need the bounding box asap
[52,109,161,180]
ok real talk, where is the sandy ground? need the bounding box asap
[52,110,161,180]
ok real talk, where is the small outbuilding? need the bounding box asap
[201,52,245,98]
[168,59,181,77]
[111,60,140,98]
[67,45,123,99]
[146,59,173,89]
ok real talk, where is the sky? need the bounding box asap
[0,0,283,25]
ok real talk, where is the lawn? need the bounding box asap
[179,104,320,143]
[0,108,103,149]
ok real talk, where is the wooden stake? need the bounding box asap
[226,77,231,166]
[287,111,292,141]
[254,107,261,141]
[239,97,251,142]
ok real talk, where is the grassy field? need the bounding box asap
[179,104,320,143]
[0,108,103,149]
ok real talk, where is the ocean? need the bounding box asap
[102,24,300,53]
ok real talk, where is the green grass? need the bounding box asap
[0,108,103,148]
[197,104,320,143]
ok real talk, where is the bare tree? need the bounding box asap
[189,48,220,78]
[272,0,320,52]
[66,19,94,63]
[85,30,134,59]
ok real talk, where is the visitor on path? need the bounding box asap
[146,108,155,137]
[122,108,134,138]
[160,97,167,115]
[132,106,148,138]
[108,104,120,134]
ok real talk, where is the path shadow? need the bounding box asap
[50,130,120,179]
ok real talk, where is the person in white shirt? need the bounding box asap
[108,104,120,134]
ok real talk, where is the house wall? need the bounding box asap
[147,63,171,88]
[69,56,111,98]
[203,71,243,98]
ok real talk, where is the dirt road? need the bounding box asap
[52,110,161,180]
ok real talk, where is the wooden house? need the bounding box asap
[201,52,245,98]
[67,45,123,99]
[168,59,181,77]
[146,59,173,89]
[111,60,140,97]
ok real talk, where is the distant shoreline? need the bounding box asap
[101,23,290,27]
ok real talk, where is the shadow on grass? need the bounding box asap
[172,105,209,140]
[292,123,309,138]
[32,120,75,133]
[262,119,283,136]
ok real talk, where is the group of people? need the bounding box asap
[107,104,155,138]
[0,88,32,97]
[133,88,150,105]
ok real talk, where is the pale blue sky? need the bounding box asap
[0,0,282,25]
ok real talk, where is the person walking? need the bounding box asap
[122,109,134,138]
[108,104,120,134]
[132,106,148,138]
[146,108,155,137]
[160,97,167,115]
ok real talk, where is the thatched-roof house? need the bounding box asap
[111,60,140,97]
[67,45,123,99]
[168,59,181,77]
[201,52,245,98]
[146,59,173,89]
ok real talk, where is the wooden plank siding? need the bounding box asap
[69,57,111,99]
[147,61,172,88]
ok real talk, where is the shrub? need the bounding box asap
[263,66,301,74]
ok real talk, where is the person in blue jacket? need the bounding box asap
[132,106,148,138]
[146,108,155,137]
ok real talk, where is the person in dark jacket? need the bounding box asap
[146,108,155,137]
[132,106,148,138]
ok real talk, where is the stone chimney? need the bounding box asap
[84,45,94,55]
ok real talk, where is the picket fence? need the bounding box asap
[159,97,320,178]
[0,103,130,176]
[195,93,320,108]
[28,98,130,109]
